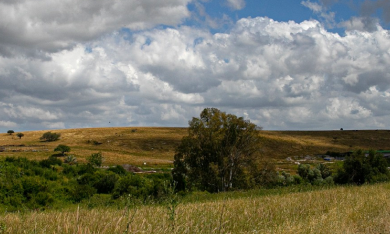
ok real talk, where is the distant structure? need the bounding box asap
[340,128,343,131]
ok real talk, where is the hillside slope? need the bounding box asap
[1,127,390,169]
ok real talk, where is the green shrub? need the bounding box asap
[253,162,279,187]
[4,156,16,162]
[39,156,62,168]
[62,164,78,176]
[22,177,48,200]
[76,164,96,175]
[298,164,333,185]
[64,155,77,165]
[335,150,390,185]
[40,132,61,142]
[32,192,54,207]
[87,152,104,167]
[54,144,70,156]
[93,172,119,194]
[299,165,315,181]
[107,165,127,176]
[144,173,173,198]
[112,174,154,200]
[69,184,97,203]
[3,194,24,211]
[42,169,59,181]
[77,173,100,186]
[324,176,334,185]
[86,194,114,208]
[293,175,303,184]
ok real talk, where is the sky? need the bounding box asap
[0,0,389,132]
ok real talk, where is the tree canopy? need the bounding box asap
[335,150,389,185]
[40,132,61,142]
[173,108,262,192]
[54,144,71,156]
[16,133,24,139]
[88,152,104,167]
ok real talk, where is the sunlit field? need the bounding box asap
[2,128,390,172]
[0,183,389,233]
[1,127,390,233]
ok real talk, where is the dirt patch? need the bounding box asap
[122,164,157,173]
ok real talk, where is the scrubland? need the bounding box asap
[1,127,390,233]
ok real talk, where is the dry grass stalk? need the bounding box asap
[1,183,390,233]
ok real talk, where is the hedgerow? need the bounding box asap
[0,157,173,211]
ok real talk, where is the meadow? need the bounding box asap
[0,183,389,233]
[1,127,390,234]
[2,127,390,172]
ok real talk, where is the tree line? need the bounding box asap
[173,108,390,192]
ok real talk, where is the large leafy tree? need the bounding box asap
[335,150,389,185]
[173,108,262,192]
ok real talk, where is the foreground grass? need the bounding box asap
[1,183,390,233]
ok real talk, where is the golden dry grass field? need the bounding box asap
[1,127,390,171]
[1,182,390,233]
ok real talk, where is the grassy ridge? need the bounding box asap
[1,128,390,169]
[1,183,389,233]
[1,128,390,233]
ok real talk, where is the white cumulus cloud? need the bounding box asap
[0,9,390,131]
[226,0,246,10]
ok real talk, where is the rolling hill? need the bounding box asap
[1,127,390,172]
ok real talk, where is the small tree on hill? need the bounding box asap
[16,133,24,139]
[7,130,14,135]
[54,144,70,156]
[40,132,61,142]
[88,152,104,167]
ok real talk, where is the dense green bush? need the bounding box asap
[107,165,127,176]
[39,156,62,168]
[40,132,61,142]
[62,164,78,176]
[277,171,296,186]
[335,150,389,185]
[69,184,97,203]
[250,162,280,188]
[93,172,119,194]
[298,164,334,185]
[87,152,104,167]
[0,157,178,211]
[112,174,154,200]
[76,163,96,175]
[77,173,100,186]
[54,144,70,156]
